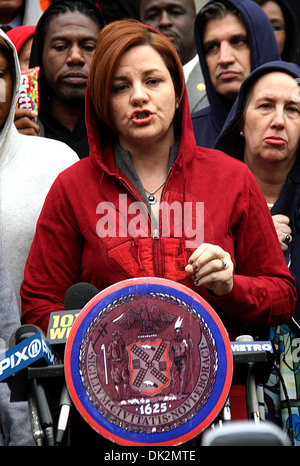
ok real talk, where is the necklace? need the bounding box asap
[144,178,167,205]
[267,202,274,209]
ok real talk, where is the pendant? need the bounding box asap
[148,194,156,205]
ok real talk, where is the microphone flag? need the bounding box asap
[0,331,56,382]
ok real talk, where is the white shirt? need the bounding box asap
[183,55,199,83]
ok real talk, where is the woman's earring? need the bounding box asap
[176,101,179,109]
[240,130,244,137]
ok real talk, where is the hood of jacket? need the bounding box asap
[85,77,197,180]
[194,0,281,130]
[0,29,21,160]
[253,0,299,63]
[266,0,299,63]
[215,60,300,159]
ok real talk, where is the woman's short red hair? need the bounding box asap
[88,19,185,129]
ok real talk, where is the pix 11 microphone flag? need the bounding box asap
[64,277,233,446]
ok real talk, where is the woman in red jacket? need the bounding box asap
[21,20,296,422]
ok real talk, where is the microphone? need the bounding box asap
[8,326,45,446]
[27,387,44,446]
[50,283,99,446]
[64,282,99,311]
[222,397,232,423]
[235,335,260,423]
[8,325,57,446]
[47,282,99,348]
[55,384,72,446]
[31,377,55,446]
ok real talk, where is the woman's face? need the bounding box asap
[261,1,286,55]
[108,44,177,152]
[0,47,12,130]
[18,37,33,71]
[243,72,300,172]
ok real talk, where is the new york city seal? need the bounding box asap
[65,278,233,446]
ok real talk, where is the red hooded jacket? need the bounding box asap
[21,83,296,342]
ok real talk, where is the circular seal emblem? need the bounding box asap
[64,278,233,446]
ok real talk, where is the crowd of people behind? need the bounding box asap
[1,0,300,447]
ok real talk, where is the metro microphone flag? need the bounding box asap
[230,340,273,353]
[0,330,56,382]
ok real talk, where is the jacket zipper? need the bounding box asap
[155,167,173,277]
[118,167,173,278]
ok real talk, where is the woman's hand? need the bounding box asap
[185,243,234,296]
[272,214,292,252]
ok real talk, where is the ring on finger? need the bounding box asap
[220,258,227,270]
[284,234,291,245]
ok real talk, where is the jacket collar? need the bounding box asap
[85,84,197,177]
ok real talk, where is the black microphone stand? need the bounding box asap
[27,365,65,446]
